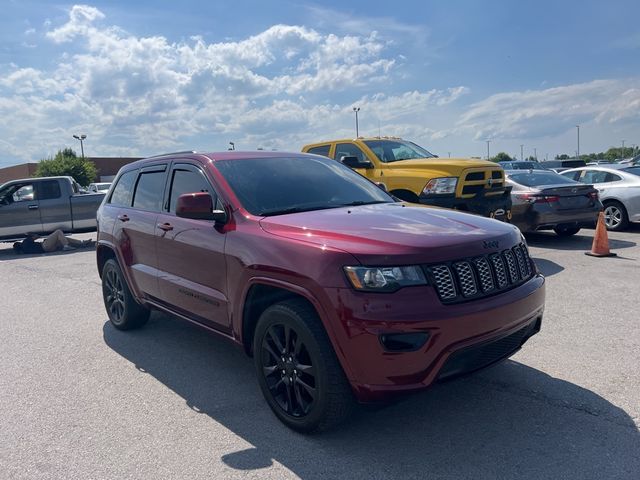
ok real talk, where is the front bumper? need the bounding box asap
[419,187,513,220]
[323,274,545,402]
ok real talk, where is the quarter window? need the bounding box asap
[109,170,137,207]
[133,170,167,212]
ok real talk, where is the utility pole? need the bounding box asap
[73,134,86,159]
[353,107,360,138]
[486,140,491,160]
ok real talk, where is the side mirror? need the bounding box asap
[175,192,227,223]
[376,182,388,192]
[340,155,373,169]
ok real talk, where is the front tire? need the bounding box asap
[553,226,580,237]
[253,299,354,433]
[603,201,629,231]
[102,258,150,330]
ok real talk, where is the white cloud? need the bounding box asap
[458,79,640,141]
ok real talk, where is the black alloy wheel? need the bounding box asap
[253,299,353,433]
[261,323,316,417]
[101,259,150,330]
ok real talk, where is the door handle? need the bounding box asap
[28,204,39,210]
[117,214,130,222]
[157,223,173,232]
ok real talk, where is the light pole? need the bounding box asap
[72,134,86,159]
[520,144,524,161]
[486,140,491,160]
[576,125,580,159]
[352,107,360,138]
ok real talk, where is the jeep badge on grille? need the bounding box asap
[483,240,499,249]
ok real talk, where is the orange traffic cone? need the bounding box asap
[585,211,617,257]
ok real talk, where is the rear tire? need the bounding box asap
[603,201,629,231]
[101,259,150,330]
[553,226,580,237]
[253,299,354,433]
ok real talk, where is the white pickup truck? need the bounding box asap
[0,176,106,241]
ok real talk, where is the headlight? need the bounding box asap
[422,177,458,195]
[344,266,427,292]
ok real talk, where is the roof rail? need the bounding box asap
[145,150,197,159]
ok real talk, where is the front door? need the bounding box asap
[0,182,42,238]
[333,142,378,182]
[155,163,230,330]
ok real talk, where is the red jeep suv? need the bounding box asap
[96,151,545,432]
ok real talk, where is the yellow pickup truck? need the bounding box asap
[302,137,512,220]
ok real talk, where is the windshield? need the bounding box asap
[508,171,579,187]
[215,156,394,216]
[363,140,436,163]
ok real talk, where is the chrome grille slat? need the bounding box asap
[426,243,533,304]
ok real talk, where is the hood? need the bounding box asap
[383,157,499,176]
[259,203,521,265]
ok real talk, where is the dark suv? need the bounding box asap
[97,151,545,432]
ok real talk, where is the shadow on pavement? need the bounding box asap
[103,314,639,479]
[525,231,636,251]
[531,257,564,277]
[0,244,95,261]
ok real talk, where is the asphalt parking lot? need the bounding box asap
[1,226,639,480]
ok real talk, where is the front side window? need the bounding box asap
[333,143,367,162]
[109,170,138,207]
[133,170,167,212]
[215,156,393,216]
[168,167,214,213]
[0,183,35,204]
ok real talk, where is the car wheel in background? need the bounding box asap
[603,201,629,231]
[253,299,354,433]
[101,258,150,330]
[553,226,581,237]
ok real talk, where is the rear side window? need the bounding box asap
[133,170,167,212]
[168,168,214,213]
[307,145,331,157]
[109,170,137,207]
[37,180,62,200]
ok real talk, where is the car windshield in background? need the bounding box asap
[215,156,394,216]
[622,167,640,177]
[500,162,546,170]
[363,140,436,163]
[508,171,579,187]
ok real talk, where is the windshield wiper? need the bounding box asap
[336,200,391,207]
[258,205,335,216]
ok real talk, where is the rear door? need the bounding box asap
[113,164,168,300]
[0,181,42,238]
[155,162,230,330]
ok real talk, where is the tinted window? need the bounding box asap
[133,171,167,212]
[307,145,331,157]
[38,180,61,200]
[334,143,367,162]
[169,168,213,213]
[581,171,609,184]
[605,173,622,182]
[508,171,577,187]
[109,170,137,207]
[560,170,581,181]
[215,156,393,216]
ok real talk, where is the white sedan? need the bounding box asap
[561,167,640,231]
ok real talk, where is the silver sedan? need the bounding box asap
[561,167,640,231]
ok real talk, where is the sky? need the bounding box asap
[1,0,639,168]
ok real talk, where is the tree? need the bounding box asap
[490,152,512,163]
[556,154,570,160]
[36,148,97,186]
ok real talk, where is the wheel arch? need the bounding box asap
[389,188,420,203]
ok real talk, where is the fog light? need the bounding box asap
[379,332,430,352]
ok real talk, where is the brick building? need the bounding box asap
[0,157,141,185]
